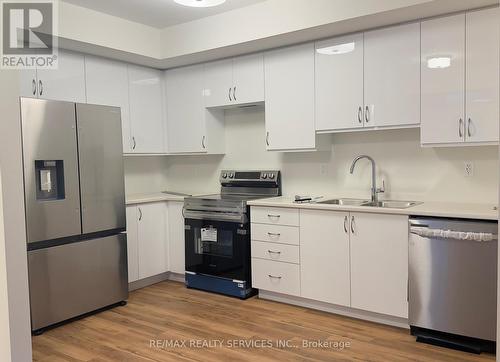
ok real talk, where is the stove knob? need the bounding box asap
[262,173,267,179]
[269,173,275,179]
[229,173,234,178]
[222,173,227,178]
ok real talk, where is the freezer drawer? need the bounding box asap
[28,234,128,331]
[76,103,126,233]
[409,218,497,341]
[21,98,82,243]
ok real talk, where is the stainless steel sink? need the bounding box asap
[318,198,369,206]
[363,200,422,209]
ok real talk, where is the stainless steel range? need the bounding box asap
[183,170,281,299]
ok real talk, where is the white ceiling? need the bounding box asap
[62,0,266,29]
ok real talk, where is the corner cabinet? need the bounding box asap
[264,43,317,151]
[421,8,499,146]
[165,65,225,154]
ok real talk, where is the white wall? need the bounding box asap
[0,71,32,361]
[124,157,170,194]
[156,108,498,204]
[0,170,12,362]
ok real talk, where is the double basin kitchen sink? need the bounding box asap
[317,198,421,209]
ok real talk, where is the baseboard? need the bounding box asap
[259,290,409,329]
[128,272,170,291]
[167,272,185,283]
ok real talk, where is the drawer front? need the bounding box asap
[252,258,300,296]
[251,223,299,245]
[251,240,300,264]
[251,207,299,226]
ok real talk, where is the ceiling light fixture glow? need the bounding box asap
[174,0,226,8]
[316,42,355,55]
[427,56,451,69]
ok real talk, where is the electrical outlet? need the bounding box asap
[464,161,474,177]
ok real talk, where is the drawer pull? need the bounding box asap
[267,214,280,219]
[268,274,282,279]
[267,250,281,254]
[267,232,281,237]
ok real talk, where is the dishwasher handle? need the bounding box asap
[410,226,497,242]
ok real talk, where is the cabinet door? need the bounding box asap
[85,56,131,153]
[421,14,465,145]
[137,202,167,279]
[350,213,408,318]
[168,201,185,274]
[128,65,165,153]
[315,33,364,132]
[165,65,206,153]
[36,50,86,103]
[126,206,139,283]
[19,69,38,98]
[300,210,350,306]
[264,43,316,151]
[204,59,233,108]
[233,53,264,105]
[364,23,420,128]
[465,8,499,144]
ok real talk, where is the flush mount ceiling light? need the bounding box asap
[174,0,226,7]
[427,56,451,69]
[316,42,355,55]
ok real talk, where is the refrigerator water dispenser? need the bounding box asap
[35,160,65,201]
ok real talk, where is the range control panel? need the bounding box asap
[220,170,280,183]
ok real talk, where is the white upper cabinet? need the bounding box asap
[22,50,86,103]
[204,53,264,108]
[421,14,466,145]
[128,65,165,153]
[85,56,132,153]
[350,213,408,318]
[364,22,420,128]
[204,59,234,108]
[232,53,265,105]
[315,33,364,132]
[465,7,499,144]
[300,209,350,307]
[264,43,316,151]
[165,65,225,154]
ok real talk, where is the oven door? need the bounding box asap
[185,218,250,282]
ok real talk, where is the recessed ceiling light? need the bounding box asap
[174,0,226,7]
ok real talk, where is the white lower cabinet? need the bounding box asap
[349,212,409,318]
[126,206,139,282]
[251,206,409,320]
[168,201,185,274]
[300,209,350,307]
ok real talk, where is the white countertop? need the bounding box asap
[247,196,498,220]
[126,192,187,205]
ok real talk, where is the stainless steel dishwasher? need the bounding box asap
[409,217,497,354]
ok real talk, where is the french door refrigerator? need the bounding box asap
[20,98,128,333]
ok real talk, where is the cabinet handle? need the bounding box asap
[233,86,236,101]
[229,87,232,101]
[267,214,280,219]
[267,250,281,255]
[358,106,363,124]
[343,215,348,233]
[138,207,143,221]
[266,132,270,146]
[38,80,43,96]
[202,135,206,149]
[459,118,463,138]
[467,118,472,138]
[132,136,136,150]
[365,105,370,123]
[268,274,282,279]
[351,216,355,234]
[32,79,37,95]
[267,232,281,237]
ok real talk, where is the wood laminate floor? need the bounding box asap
[32,281,494,362]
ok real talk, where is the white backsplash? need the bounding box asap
[125,107,499,204]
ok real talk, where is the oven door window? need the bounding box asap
[195,227,233,258]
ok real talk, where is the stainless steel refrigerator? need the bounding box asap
[20,98,128,333]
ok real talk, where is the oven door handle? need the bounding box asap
[183,209,247,223]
